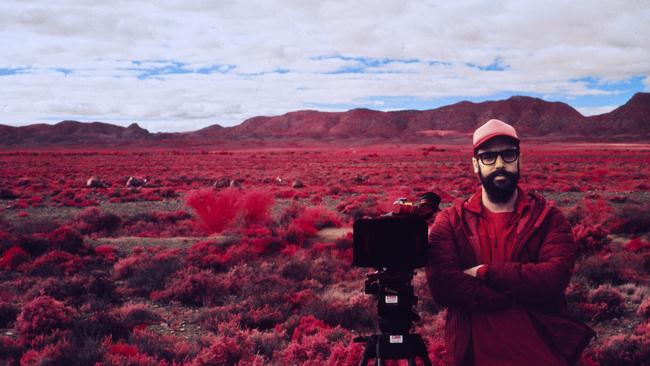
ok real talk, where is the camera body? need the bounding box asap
[352,217,429,270]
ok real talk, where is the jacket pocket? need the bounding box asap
[527,309,596,365]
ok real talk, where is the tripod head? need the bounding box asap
[364,269,420,334]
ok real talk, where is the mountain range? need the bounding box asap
[1,93,648,148]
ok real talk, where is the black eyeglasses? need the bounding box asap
[475,149,519,165]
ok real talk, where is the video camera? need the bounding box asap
[352,191,440,270]
[351,192,440,366]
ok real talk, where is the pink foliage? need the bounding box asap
[191,336,242,366]
[150,267,231,306]
[186,188,274,234]
[17,296,74,340]
[624,237,650,252]
[0,246,30,270]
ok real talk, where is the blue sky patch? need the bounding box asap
[314,54,420,74]
[0,67,30,76]
[466,58,510,71]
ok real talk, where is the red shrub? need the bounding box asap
[28,250,83,276]
[94,245,119,263]
[587,285,626,321]
[0,336,22,364]
[19,338,73,366]
[113,247,181,296]
[191,336,242,366]
[17,296,74,340]
[612,202,650,235]
[150,267,232,306]
[291,315,331,342]
[47,225,85,254]
[109,342,139,357]
[240,189,274,225]
[129,328,199,364]
[240,304,285,330]
[637,298,650,319]
[624,237,650,252]
[112,303,162,329]
[0,246,30,270]
[186,188,275,234]
[596,332,650,366]
[185,188,240,233]
[75,207,122,236]
[572,223,610,255]
[280,206,341,244]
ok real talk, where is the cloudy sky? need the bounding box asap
[1,0,649,132]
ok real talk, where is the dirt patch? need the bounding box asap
[86,235,228,251]
[315,227,352,242]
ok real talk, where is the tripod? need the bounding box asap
[354,269,433,366]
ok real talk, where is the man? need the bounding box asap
[425,119,594,366]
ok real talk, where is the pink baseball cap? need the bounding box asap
[472,119,519,148]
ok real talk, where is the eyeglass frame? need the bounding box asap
[474,148,520,165]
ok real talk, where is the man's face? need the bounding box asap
[472,138,520,204]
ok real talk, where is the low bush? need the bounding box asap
[612,202,650,235]
[0,336,22,364]
[191,336,242,366]
[588,285,626,321]
[0,246,30,270]
[47,226,86,254]
[151,267,232,306]
[28,250,83,277]
[76,207,122,236]
[129,328,199,363]
[113,303,162,329]
[113,247,182,296]
[17,296,75,341]
[596,331,650,366]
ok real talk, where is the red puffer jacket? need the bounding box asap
[425,188,594,366]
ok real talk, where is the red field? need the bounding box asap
[1,144,649,365]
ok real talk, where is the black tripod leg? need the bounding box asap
[375,338,387,366]
[414,337,433,366]
[359,337,374,366]
[408,356,417,366]
[359,352,370,366]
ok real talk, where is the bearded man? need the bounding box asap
[426,119,594,366]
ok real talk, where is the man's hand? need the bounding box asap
[463,265,485,277]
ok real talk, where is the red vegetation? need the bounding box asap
[185,188,274,234]
[16,296,74,341]
[0,145,648,364]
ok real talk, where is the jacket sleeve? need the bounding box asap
[484,208,577,303]
[426,209,511,311]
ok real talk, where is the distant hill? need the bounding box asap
[1,93,648,147]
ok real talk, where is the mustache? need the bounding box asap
[484,169,518,182]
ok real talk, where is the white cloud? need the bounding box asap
[575,105,618,117]
[0,0,649,131]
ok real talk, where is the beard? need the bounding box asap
[478,168,519,204]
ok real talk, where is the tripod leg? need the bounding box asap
[408,356,417,366]
[414,338,434,366]
[359,353,370,366]
[376,339,385,366]
[359,338,374,366]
